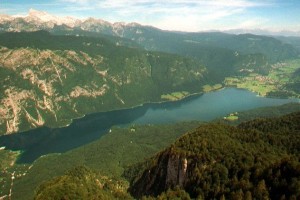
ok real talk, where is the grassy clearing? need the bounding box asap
[0,149,21,173]
[223,113,239,121]
[224,74,277,96]
[224,59,300,97]
[161,91,190,101]
[0,149,22,197]
[202,84,223,92]
[225,115,239,121]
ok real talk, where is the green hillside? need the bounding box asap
[2,103,298,199]
[10,122,201,200]
[44,24,299,83]
[1,11,300,200]
[2,16,299,84]
[129,112,300,199]
[117,27,299,84]
[224,59,300,97]
[0,31,206,135]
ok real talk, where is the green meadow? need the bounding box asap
[224,59,300,97]
[161,91,190,101]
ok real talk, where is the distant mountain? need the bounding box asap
[129,112,300,199]
[0,9,143,35]
[224,28,300,37]
[0,31,206,135]
[276,35,300,52]
[2,10,298,79]
[1,10,298,59]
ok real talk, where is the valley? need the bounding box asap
[224,59,300,97]
[1,29,299,136]
[0,103,299,200]
[1,88,297,164]
[0,31,206,135]
[0,8,300,200]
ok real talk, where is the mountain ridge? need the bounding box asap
[0,9,147,35]
[0,31,207,135]
[128,112,300,199]
[2,9,300,37]
[1,11,299,135]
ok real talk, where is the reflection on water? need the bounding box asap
[0,103,151,163]
[0,88,298,163]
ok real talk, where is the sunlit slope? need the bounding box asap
[0,31,206,135]
[129,112,300,199]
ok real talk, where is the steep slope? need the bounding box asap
[1,11,298,82]
[57,26,300,83]
[0,9,80,31]
[129,112,300,199]
[115,27,299,81]
[0,31,206,135]
[2,11,297,63]
[48,23,297,81]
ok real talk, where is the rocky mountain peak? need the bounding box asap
[0,14,13,23]
[83,17,111,25]
[24,9,80,27]
[0,9,146,33]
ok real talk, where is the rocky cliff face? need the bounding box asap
[0,46,107,134]
[129,149,189,198]
[0,31,206,135]
[166,153,188,187]
[0,9,143,36]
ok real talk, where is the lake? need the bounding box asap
[0,88,298,163]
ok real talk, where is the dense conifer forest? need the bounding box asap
[31,111,300,199]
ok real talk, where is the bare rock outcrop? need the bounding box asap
[129,149,189,198]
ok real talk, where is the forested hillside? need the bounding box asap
[50,25,299,82]
[0,8,300,200]
[1,12,300,135]
[129,112,300,199]
[2,12,299,83]
[10,109,298,200]
[0,31,206,135]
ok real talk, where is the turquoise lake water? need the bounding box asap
[0,88,298,163]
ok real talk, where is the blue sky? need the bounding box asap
[1,0,300,32]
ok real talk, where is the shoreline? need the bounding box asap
[6,90,206,135]
[2,86,298,136]
[2,87,299,165]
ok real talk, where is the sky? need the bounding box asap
[1,0,300,33]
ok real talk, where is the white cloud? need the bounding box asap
[62,0,90,4]
[238,18,269,29]
[58,0,274,31]
[93,0,268,8]
[61,0,270,10]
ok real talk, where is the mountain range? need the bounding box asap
[0,10,300,199]
[2,9,300,37]
[0,9,140,34]
[0,10,299,135]
[0,30,207,135]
